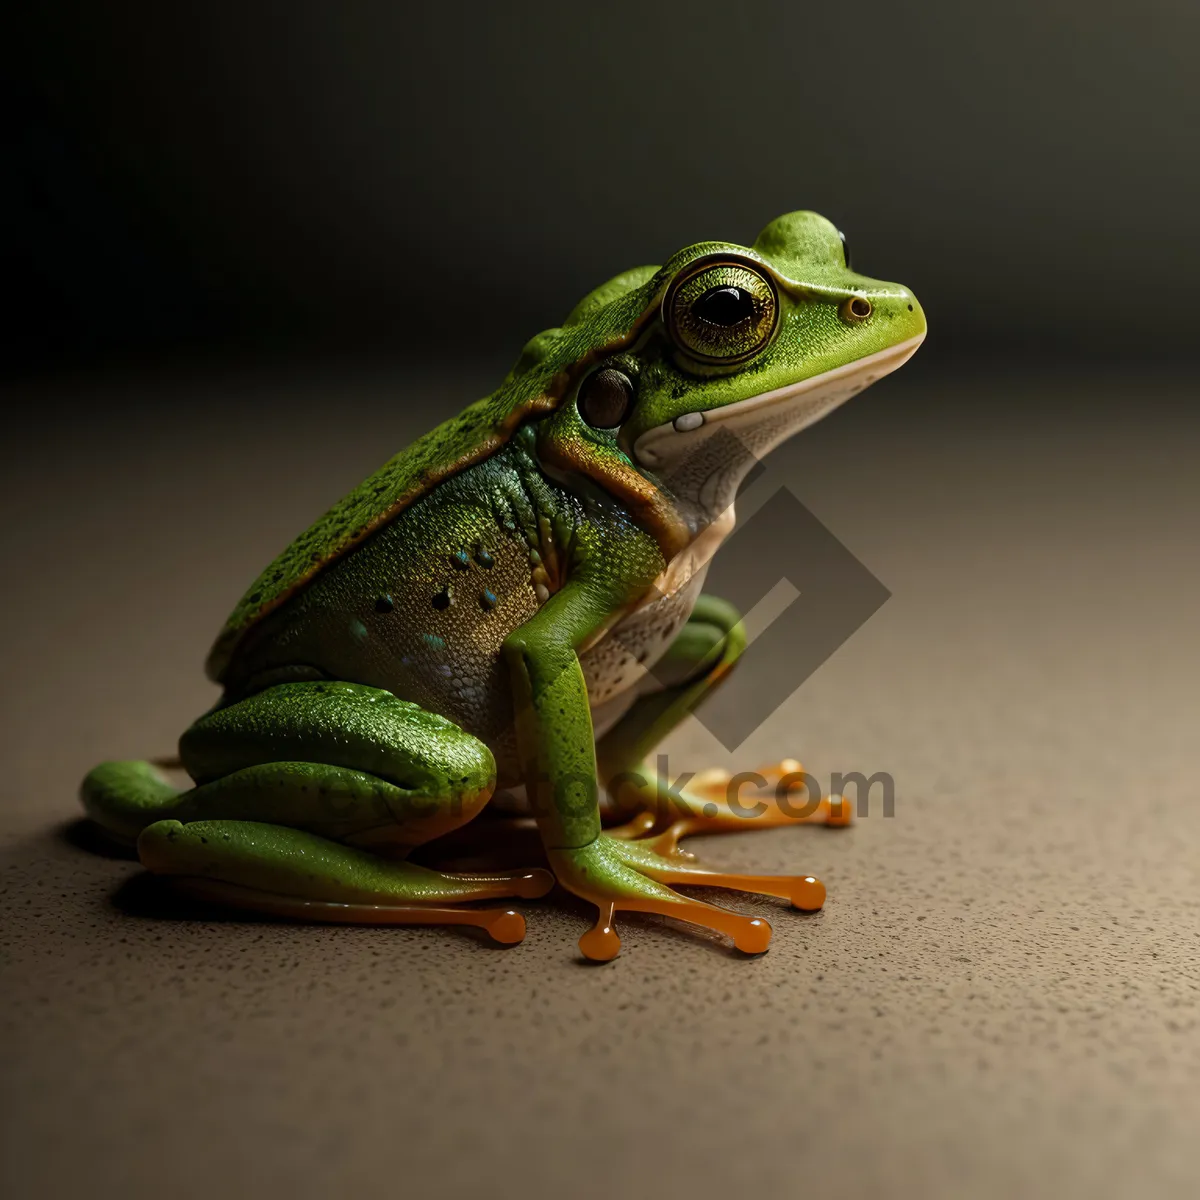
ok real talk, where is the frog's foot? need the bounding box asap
[610,758,852,856]
[138,819,553,946]
[550,833,825,962]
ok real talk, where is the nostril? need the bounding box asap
[840,296,873,323]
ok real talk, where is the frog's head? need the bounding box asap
[515,211,926,554]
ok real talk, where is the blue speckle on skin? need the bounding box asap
[422,633,446,652]
[349,619,369,642]
[451,550,471,570]
[480,589,498,611]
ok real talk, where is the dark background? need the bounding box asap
[5,8,1200,1200]
[7,0,1199,376]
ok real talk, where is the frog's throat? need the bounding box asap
[632,332,926,484]
[609,331,925,595]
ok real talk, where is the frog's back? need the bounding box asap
[204,391,548,682]
[204,262,667,684]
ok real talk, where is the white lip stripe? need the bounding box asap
[634,331,926,462]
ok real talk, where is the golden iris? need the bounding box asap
[666,260,778,364]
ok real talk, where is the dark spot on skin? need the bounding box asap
[432,587,452,610]
[480,589,498,611]
[375,594,395,613]
[451,551,471,571]
[474,548,495,569]
[907,303,913,311]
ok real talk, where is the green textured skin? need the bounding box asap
[136,820,523,906]
[220,428,666,786]
[82,211,927,949]
[180,681,493,794]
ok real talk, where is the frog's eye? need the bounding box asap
[666,260,778,364]
[578,367,635,429]
[838,229,851,269]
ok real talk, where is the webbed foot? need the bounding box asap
[607,757,852,855]
[549,832,825,962]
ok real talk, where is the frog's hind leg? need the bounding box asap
[137,819,544,943]
[82,682,554,943]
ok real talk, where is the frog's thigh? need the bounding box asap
[179,681,496,849]
[136,682,553,937]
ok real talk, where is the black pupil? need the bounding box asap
[579,368,633,429]
[693,286,754,327]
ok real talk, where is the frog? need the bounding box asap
[81,210,925,961]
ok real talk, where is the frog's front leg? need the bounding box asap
[599,592,852,853]
[503,582,823,962]
[81,682,552,944]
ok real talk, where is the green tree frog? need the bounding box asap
[82,211,925,961]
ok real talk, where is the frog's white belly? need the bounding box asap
[581,561,710,738]
[580,502,735,737]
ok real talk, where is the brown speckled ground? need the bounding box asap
[2,361,1197,1199]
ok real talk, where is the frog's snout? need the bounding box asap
[872,286,927,345]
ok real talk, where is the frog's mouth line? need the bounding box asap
[632,331,926,468]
